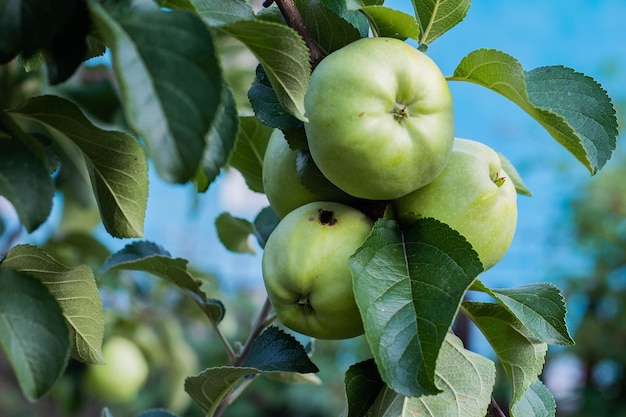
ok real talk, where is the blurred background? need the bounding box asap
[0,0,625,416]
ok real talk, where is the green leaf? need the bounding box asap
[471,280,574,346]
[228,116,273,193]
[221,19,311,121]
[343,359,385,417]
[195,82,239,192]
[295,149,354,200]
[186,327,317,414]
[3,244,105,365]
[215,212,256,254]
[319,0,370,36]
[451,49,618,174]
[344,335,495,417]
[404,334,496,417]
[136,409,181,417]
[511,380,556,417]
[190,0,255,27]
[0,268,70,401]
[413,0,470,47]
[242,326,319,373]
[88,0,223,183]
[361,6,420,41]
[101,408,114,417]
[253,206,280,248]
[9,95,148,238]
[295,0,363,55]
[248,64,303,131]
[349,217,483,397]
[462,301,547,407]
[498,151,532,196]
[0,136,54,232]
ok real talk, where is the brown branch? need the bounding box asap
[487,396,508,417]
[265,0,324,67]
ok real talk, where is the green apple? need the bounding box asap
[393,138,518,270]
[262,201,373,339]
[86,336,149,403]
[304,37,454,200]
[263,129,340,218]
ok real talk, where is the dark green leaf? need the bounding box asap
[88,0,223,183]
[0,268,70,400]
[349,217,483,397]
[253,206,280,248]
[0,136,54,232]
[295,0,363,55]
[248,64,303,131]
[215,212,256,254]
[451,49,618,175]
[343,359,385,417]
[3,244,105,365]
[191,0,254,26]
[295,149,354,200]
[413,0,470,46]
[185,367,258,414]
[361,6,419,41]
[462,301,547,407]
[221,19,311,121]
[101,241,208,303]
[511,380,556,417]
[319,0,370,36]
[228,116,273,193]
[195,82,239,192]
[243,326,319,373]
[471,280,574,345]
[10,95,148,238]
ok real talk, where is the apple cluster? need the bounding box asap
[261,37,518,340]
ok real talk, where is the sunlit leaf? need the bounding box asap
[215,212,256,254]
[361,6,419,40]
[413,0,470,46]
[228,116,273,193]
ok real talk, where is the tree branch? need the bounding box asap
[264,0,324,66]
[487,396,508,417]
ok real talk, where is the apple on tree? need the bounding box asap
[85,335,149,404]
[263,129,350,218]
[393,138,518,270]
[262,201,374,339]
[304,37,455,200]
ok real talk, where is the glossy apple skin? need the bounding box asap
[86,336,149,403]
[262,129,328,218]
[262,201,373,339]
[304,37,454,200]
[392,138,518,270]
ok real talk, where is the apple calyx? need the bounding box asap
[298,295,313,311]
[392,102,409,121]
[493,174,507,187]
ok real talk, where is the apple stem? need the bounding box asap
[264,0,324,67]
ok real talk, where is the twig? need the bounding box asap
[487,396,508,417]
[265,0,324,66]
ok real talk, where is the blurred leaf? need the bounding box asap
[343,359,385,417]
[361,6,419,40]
[413,0,470,46]
[0,268,70,401]
[295,0,363,55]
[215,212,256,254]
[253,206,280,248]
[0,136,54,232]
[221,19,311,121]
[3,244,105,364]
[248,64,303,131]
[101,241,208,304]
[187,327,317,414]
[10,95,148,238]
[136,409,181,417]
[462,301,547,407]
[101,408,114,417]
[451,49,618,174]
[44,231,112,269]
[191,0,254,26]
[88,0,223,183]
[228,116,273,193]
[0,0,78,63]
[471,280,574,345]
[498,151,532,196]
[350,217,483,397]
[511,380,556,417]
[195,82,239,192]
[267,371,322,385]
[242,326,319,373]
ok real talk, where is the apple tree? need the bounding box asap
[0,0,620,417]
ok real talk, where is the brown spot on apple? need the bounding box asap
[318,209,338,226]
